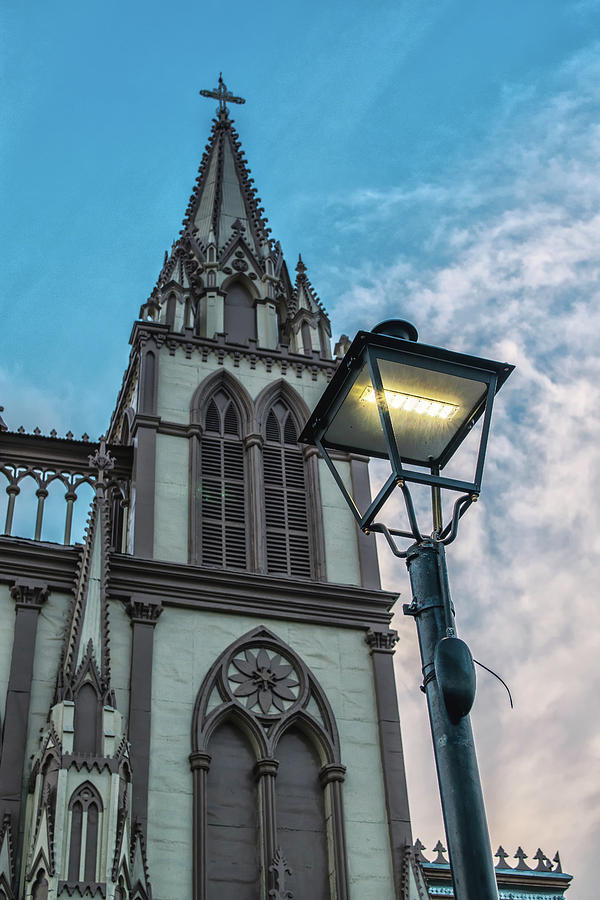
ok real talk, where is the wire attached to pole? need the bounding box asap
[473,659,514,709]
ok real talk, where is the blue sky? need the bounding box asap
[2,1,600,895]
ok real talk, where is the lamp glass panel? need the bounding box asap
[323,358,487,465]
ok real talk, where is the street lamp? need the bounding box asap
[300,319,514,900]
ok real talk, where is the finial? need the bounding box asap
[269,847,293,900]
[533,849,552,872]
[412,839,429,863]
[0,406,7,432]
[514,847,531,870]
[553,851,563,873]
[88,435,115,494]
[200,73,245,117]
[432,840,448,864]
[296,253,306,275]
[495,846,510,869]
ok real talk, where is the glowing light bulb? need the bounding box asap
[360,387,458,421]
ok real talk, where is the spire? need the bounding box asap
[293,252,330,322]
[181,79,272,256]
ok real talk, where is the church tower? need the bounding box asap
[105,76,414,899]
[0,77,413,900]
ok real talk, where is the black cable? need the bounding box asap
[473,659,514,709]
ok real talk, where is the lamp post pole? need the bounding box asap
[404,539,498,900]
[299,318,513,900]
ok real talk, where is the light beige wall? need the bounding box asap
[154,433,189,564]
[109,598,132,716]
[26,590,72,782]
[156,345,329,425]
[153,347,363,585]
[0,585,14,723]
[319,458,361,586]
[147,608,395,900]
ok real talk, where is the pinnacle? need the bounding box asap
[180,109,272,257]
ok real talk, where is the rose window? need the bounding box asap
[227,648,300,715]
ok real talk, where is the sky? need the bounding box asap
[2,0,599,895]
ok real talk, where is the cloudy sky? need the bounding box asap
[2,0,599,895]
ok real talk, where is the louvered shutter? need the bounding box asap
[264,408,312,578]
[200,398,247,570]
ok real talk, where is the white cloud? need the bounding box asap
[328,44,600,898]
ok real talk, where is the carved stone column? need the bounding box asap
[319,763,350,900]
[132,335,162,557]
[254,757,279,895]
[244,433,265,572]
[303,446,326,581]
[189,751,211,900]
[126,595,163,833]
[366,628,412,894]
[0,581,49,835]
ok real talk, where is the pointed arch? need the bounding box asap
[190,627,348,900]
[73,682,100,755]
[254,381,325,580]
[254,380,310,434]
[67,781,103,886]
[190,370,254,432]
[221,276,257,344]
[31,869,49,900]
[165,292,177,329]
[189,371,255,569]
[220,271,260,300]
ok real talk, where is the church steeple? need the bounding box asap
[137,78,331,361]
[182,76,271,256]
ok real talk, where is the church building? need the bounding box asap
[0,77,572,900]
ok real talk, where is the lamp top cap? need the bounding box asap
[371,319,419,342]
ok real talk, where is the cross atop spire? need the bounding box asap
[199,73,245,117]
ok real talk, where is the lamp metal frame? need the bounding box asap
[300,330,513,535]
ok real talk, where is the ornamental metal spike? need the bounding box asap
[413,839,429,863]
[514,846,531,870]
[432,840,448,864]
[553,851,563,873]
[495,846,510,869]
[533,848,552,872]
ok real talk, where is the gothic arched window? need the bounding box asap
[205,722,260,898]
[67,782,102,885]
[263,401,311,578]
[191,627,349,900]
[224,281,256,344]
[73,682,100,755]
[165,292,177,329]
[199,389,247,570]
[31,870,49,900]
[276,727,329,897]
